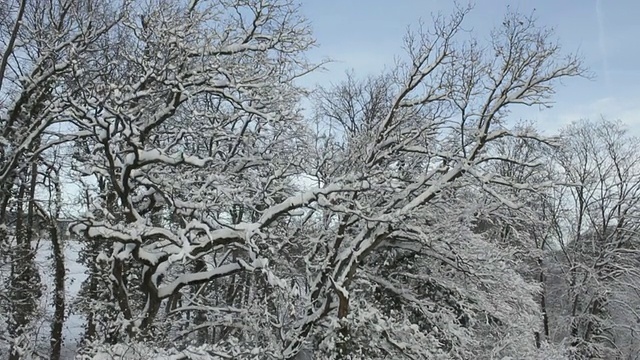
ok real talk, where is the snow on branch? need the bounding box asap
[157,258,267,299]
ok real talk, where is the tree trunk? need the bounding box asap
[535,264,550,348]
[9,166,42,360]
[49,218,66,360]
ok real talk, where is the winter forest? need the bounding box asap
[1,0,639,359]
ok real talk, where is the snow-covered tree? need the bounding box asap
[303,9,582,358]
[0,0,125,357]
[543,119,640,359]
[2,0,595,358]
[66,0,318,355]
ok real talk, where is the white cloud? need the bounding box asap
[531,96,640,134]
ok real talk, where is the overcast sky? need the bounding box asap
[297,0,640,135]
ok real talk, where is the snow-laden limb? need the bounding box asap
[135,148,213,167]
[157,258,267,299]
[86,342,237,359]
[256,183,356,228]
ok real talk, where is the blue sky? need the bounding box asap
[297,0,640,134]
